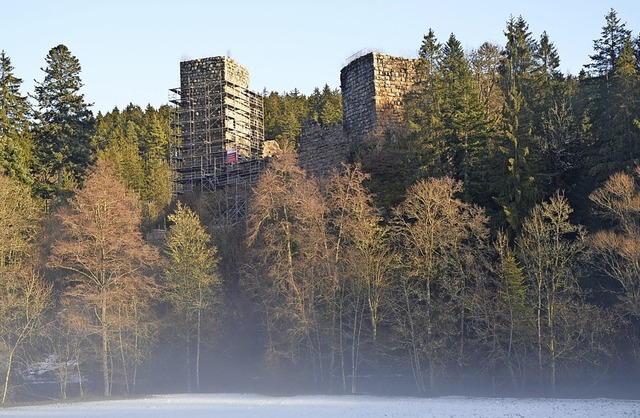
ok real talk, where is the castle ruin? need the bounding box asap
[299,51,417,176]
[341,51,417,141]
[170,56,265,195]
[170,51,418,203]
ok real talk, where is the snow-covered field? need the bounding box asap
[1,393,639,417]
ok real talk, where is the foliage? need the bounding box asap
[263,86,342,150]
[32,44,95,202]
[393,177,488,392]
[48,159,159,396]
[0,174,49,403]
[2,9,640,401]
[94,104,173,229]
[0,51,33,184]
[164,202,221,391]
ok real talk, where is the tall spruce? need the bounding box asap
[0,51,32,184]
[496,16,542,232]
[585,12,640,184]
[404,29,445,178]
[32,44,95,202]
[438,33,490,200]
[586,8,632,78]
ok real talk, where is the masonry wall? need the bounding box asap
[297,122,351,177]
[173,56,264,195]
[340,52,417,141]
[372,53,417,131]
[340,53,377,140]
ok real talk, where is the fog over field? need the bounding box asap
[2,394,640,418]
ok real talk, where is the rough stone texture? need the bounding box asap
[180,56,249,91]
[174,56,264,194]
[297,51,417,176]
[340,52,417,141]
[297,122,351,177]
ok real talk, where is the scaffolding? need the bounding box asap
[170,56,265,224]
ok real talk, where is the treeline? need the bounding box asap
[242,8,640,396]
[263,85,342,150]
[1,8,640,403]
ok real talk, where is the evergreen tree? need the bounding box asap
[32,44,95,201]
[495,16,543,232]
[141,106,169,161]
[585,29,640,183]
[0,51,32,184]
[586,8,632,78]
[634,34,640,73]
[438,33,490,199]
[403,28,445,179]
[164,202,221,392]
[318,85,343,126]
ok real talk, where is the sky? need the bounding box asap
[1,0,638,115]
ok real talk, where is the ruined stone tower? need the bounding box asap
[340,51,417,141]
[298,51,419,177]
[170,56,265,195]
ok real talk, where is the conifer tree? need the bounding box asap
[495,16,542,232]
[586,27,640,183]
[403,28,445,179]
[587,8,632,78]
[438,33,490,199]
[32,44,95,201]
[164,202,221,392]
[0,51,32,184]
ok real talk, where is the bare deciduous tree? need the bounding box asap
[325,163,395,393]
[393,177,488,392]
[245,151,330,379]
[0,174,50,404]
[49,159,159,397]
[517,192,590,391]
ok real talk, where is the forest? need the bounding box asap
[1,8,640,403]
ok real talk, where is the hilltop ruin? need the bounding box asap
[170,51,418,219]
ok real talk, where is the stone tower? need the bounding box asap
[170,56,264,195]
[340,51,417,141]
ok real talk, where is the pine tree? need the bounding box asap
[0,51,32,184]
[403,28,445,179]
[318,85,343,126]
[32,44,95,201]
[586,8,632,78]
[165,202,221,392]
[495,16,543,232]
[438,33,490,199]
[585,31,640,183]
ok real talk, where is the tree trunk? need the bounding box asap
[102,293,111,397]
[1,346,16,404]
[403,281,425,394]
[196,303,202,392]
[186,341,192,392]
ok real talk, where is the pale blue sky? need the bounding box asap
[1,0,638,114]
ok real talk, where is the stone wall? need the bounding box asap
[340,53,376,140]
[372,53,417,131]
[298,52,417,176]
[340,52,417,141]
[297,122,351,177]
[174,56,264,195]
[179,56,249,91]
